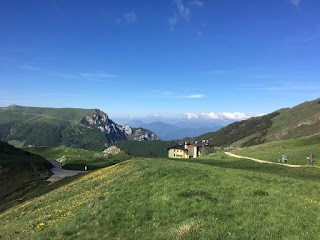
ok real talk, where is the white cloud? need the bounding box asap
[291,0,300,7]
[185,94,205,99]
[117,11,137,24]
[200,112,263,121]
[169,16,178,31]
[189,0,204,7]
[176,0,191,20]
[55,71,118,82]
[123,11,137,23]
[20,65,40,71]
[197,31,204,37]
[169,0,191,31]
[40,93,80,97]
[185,112,199,119]
[144,91,205,100]
[80,71,118,79]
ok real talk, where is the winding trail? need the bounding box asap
[225,152,306,168]
[46,160,87,183]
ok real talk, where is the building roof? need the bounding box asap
[185,140,214,147]
[167,140,214,151]
[167,145,187,151]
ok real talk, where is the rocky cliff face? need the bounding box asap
[82,110,158,142]
[129,128,158,141]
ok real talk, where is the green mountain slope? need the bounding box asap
[267,99,320,140]
[234,132,320,165]
[0,141,52,204]
[25,146,130,170]
[195,98,320,148]
[2,156,320,239]
[0,105,158,151]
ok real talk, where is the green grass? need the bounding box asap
[0,106,96,124]
[8,140,25,148]
[2,154,320,239]
[0,174,85,213]
[25,146,130,170]
[268,98,320,140]
[234,133,320,165]
[0,141,52,208]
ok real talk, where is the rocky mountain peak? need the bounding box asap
[82,110,158,142]
[85,110,109,125]
[2,104,24,110]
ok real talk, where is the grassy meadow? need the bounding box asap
[234,133,320,165]
[2,153,320,239]
[25,146,130,170]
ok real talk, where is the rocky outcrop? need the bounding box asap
[103,146,121,154]
[82,110,158,142]
[129,128,158,141]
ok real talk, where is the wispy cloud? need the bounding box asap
[206,70,226,75]
[185,94,205,99]
[80,71,118,80]
[169,17,178,31]
[54,71,118,82]
[169,0,191,31]
[145,90,205,99]
[176,0,191,19]
[116,11,137,24]
[196,31,204,37]
[20,65,40,71]
[189,0,204,7]
[291,0,300,7]
[40,93,80,97]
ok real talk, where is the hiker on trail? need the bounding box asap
[309,153,315,166]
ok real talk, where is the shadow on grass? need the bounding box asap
[0,174,85,213]
[171,156,320,181]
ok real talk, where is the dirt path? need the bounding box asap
[225,152,305,168]
[46,160,87,183]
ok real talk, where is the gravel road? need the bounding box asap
[46,160,87,182]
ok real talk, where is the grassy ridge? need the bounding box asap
[0,106,96,123]
[25,146,130,170]
[194,112,279,147]
[2,154,320,239]
[234,133,320,165]
[194,98,320,148]
[268,99,320,140]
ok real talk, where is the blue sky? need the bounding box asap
[1,0,319,122]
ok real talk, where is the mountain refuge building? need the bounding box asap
[167,140,214,159]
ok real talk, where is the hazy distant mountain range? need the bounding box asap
[125,120,222,140]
